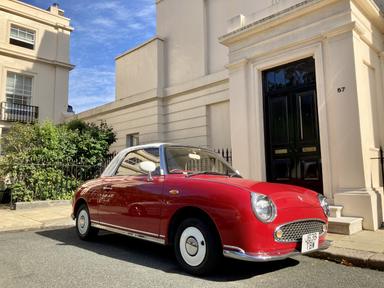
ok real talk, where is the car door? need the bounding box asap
[98,148,164,237]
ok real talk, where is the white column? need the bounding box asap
[329,30,379,230]
[227,59,251,178]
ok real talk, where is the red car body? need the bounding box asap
[72,143,329,274]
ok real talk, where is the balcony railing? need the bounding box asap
[0,102,39,123]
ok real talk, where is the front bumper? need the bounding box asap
[223,240,331,262]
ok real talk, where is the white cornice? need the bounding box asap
[351,0,384,33]
[219,0,336,46]
[321,22,357,39]
[0,48,75,70]
[115,36,164,60]
[0,2,73,32]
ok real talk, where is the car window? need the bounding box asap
[165,147,235,175]
[115,148,161,176]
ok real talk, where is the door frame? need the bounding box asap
[247,43,333,201]
[261,58,322,192]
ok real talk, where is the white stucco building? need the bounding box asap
[0,0,74,142]
[75,0,384,232]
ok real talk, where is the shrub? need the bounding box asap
[0,120,116,202]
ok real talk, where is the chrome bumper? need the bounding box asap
[223,240,331,262]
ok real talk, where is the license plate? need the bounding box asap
[301,232,319,253]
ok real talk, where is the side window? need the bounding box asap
[115,148,161,176]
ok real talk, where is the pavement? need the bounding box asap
[0,203,74,233]
[0,202,383,272]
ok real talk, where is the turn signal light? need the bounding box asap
[275,229,283,239]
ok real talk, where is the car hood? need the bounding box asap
[191,176,320,209]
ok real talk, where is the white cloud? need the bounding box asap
[91,17,117,28]
[69,66,115,113]
[72,1,156,45]
[66,0,156,112]
[92,1,121,10]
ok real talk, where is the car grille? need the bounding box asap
[275,220,325,243]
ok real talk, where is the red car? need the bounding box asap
[72,143,330,275]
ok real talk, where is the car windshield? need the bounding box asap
[165,146,238,176]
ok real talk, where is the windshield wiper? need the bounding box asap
[186,171,227,177]
[228,172,242,178]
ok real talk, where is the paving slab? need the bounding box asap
[0,203,74,233]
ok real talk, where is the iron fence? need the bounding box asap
[215,148,232,164]
[1,153,117,208]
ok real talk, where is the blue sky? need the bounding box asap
[23,0,156,113]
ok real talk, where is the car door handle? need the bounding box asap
[103,185,112,191]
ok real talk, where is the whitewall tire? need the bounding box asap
[174,218,221,275]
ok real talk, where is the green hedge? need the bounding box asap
[0,120,116,202]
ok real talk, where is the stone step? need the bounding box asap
[329,205,344,218]
[328,216,363,235]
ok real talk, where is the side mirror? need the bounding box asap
[139,161,156,181]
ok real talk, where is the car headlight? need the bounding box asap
[251,192,277,223]
[318,194,330,217]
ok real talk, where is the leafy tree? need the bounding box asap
[0,120,116,202]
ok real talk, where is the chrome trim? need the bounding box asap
[274,218,327,243]
[223,245,245,254]
[93,221,159,237]
[159,144,168,176]
[223,240,331,262]
[91,221,165,245]
[250,192,277,223]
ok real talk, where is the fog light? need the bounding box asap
[322,224,328,233]
[275,229,283,239]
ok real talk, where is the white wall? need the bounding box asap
[207,101,231,149]
[156,0,207,86]
[163,79,229,147]
[115,38,164,100]
[156,0,275,86]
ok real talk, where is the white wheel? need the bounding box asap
[174,218,221,275]
[77,209,89,236]
[179,227,207,267]
[76,204,98,240]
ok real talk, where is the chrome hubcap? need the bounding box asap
[185,236,199,256]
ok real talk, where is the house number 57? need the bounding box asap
[337,87,346,93]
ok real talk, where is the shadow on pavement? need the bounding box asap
[37,227,299,281]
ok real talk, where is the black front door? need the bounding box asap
[262,58,323,193]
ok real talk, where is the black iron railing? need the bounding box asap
[3,153,117,207]
[0,102,39,123]
[215,148,232,164]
